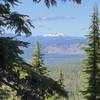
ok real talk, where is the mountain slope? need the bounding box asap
[18,36,87,64]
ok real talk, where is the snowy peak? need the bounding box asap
[43,33,65,37]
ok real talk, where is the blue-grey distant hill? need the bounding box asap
[1,34,87,63]
[17,35,87,64]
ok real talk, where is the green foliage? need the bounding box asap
[0,37,68,100]
[52,69,66,100]
[0,37,29,89]
[0,85,16,100]
[28,42,68,100]
[20,69,68,100]
[82,5,100,100]
[0,0,34,35]
[31,41,48,76]
[58,69,64,87]
[47,62,83,100]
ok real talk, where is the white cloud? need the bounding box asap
[32,16,75,21]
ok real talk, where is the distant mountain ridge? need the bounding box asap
[18,35,87,63]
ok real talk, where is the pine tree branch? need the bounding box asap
[0,79,18,91]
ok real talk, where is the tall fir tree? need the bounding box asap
[57,69,65,100]
[28,42,68,100]
[82,5,100,100]
[29,41,48,99]
[31,41,48,76]
[58,69,65,88]
[52,69,66,100]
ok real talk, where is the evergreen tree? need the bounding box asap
[0,0,80,99]
[31,41,47,76]
[0,37,68,100]
[0,0,34,35]
[82,5,100,100]
[28,43,68,100]
[52,69,66,100]
[58,69,64,87]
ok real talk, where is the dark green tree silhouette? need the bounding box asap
[0,37,29,90]
[82,5,100,100]
[0,37,68,100]
[0,0,34,35]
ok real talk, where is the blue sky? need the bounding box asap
[14,0,100,37]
